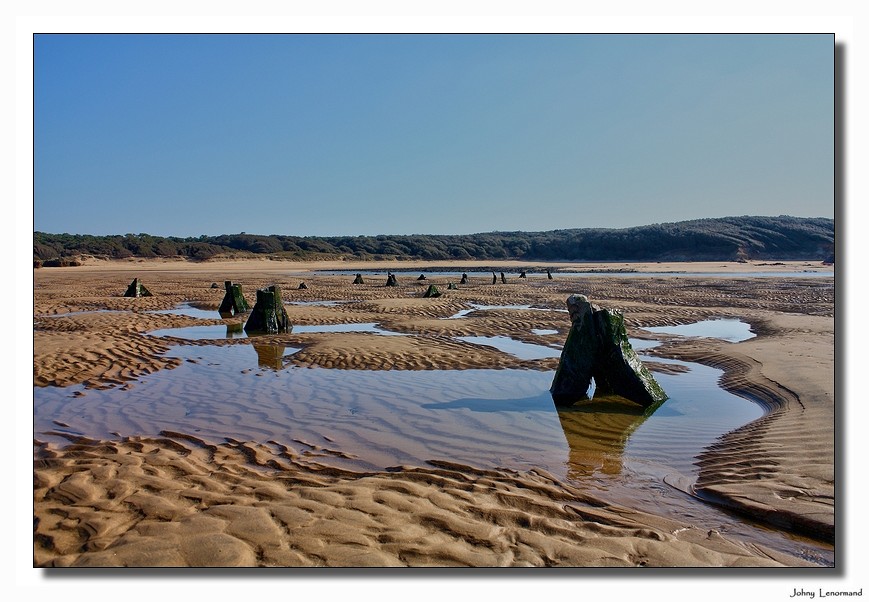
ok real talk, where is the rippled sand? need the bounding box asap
[33,258,834,567]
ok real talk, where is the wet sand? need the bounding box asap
[32,258,834,567]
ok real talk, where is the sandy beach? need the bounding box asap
[32,258,834,567]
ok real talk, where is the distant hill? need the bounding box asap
[34,215,834,264]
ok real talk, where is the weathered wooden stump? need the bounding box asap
[417,274,427,281]
[218,281,249,317]
[547,269,553,280]
[492,272,497,284]
[385,273,398,287]
[550,295,667,408]
[244,285,292,334]
[298,282,308,290]
[123,278,152,297]
[353,274,364,285]
[519,271,527,278]
[500,272,507,284]
[460,273,469,285]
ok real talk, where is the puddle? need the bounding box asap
[446,303,564,319]
[628,339,661,351]
[458,336,563,360]
[642,319,756,343]
[148,303,221,320]
[531,328,558,336]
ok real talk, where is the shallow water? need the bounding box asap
[531,328,559,336]
[445,303,563,320]
[147,302,220,320]
[315,269,833,279]
[642,318,756,343]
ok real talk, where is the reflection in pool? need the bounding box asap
[642,319,756,342]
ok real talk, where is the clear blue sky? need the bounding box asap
[33,33,833,238]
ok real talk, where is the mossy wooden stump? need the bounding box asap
[243,285,292,334]
[218,281,249,317]
[423,284,441,298]
[550,294,667,408]
[123,278,152,297]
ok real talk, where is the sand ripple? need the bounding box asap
[34,435,807,567]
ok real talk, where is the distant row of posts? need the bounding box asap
[351,269,554,287]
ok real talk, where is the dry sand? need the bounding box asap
[32,259,834,567]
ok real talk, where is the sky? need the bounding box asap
[33,33,833,238]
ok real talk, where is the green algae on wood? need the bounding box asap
[123,278,152,297]
[243,285,292,334]
[218,281,249,317]
[550,294,667,408]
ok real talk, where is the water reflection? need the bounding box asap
[422,391,553,413]
[252,344,300,370]
[226,323,246,338]
[556,396,657,477]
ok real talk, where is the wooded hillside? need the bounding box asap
[34,215,834,264]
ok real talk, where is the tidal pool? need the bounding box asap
[148,302,220,320]
[446,303,564,320]
[531,328,559,336]
[642,319,756,343]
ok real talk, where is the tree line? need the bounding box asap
[33,215,834,264]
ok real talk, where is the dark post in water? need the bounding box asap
[550,294,667,408]
[244,285,292,334]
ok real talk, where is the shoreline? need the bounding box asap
[33,259,835,566]
[41,255,834,275]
